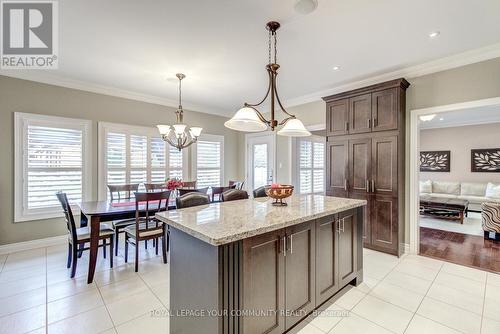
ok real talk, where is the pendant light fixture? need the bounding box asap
[224,21,311,137]
[157,73,203,151]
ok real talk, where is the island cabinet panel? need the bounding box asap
[371,195,399,253]
[315,215,339,305]
[284,222,316,330]
[338,210,358,287]
[242,230,285,334]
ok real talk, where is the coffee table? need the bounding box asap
[419,196,469,224]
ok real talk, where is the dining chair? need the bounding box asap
[124,191,170,272]
[107,184,140,255]
[176,192,210,209]
[229,180,245,190]
[182,180,197,188]
[177,187,209,196]
[221,189,249,202]
[145,183,168,192]
[56,192,114,278]
[211,185,237,202]
[253,185,268,198]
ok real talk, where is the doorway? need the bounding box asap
[246,133,276,191]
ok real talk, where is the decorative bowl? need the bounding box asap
[265,184,294,206]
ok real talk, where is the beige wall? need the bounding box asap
[0,75,243,245]
[420,123,500,184]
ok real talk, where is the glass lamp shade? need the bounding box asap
[224,107,268,132]
[157,124,171,135]
[277,118,311,137]
[190,127,203,137]
[172,124,187,136]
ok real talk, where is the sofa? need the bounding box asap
[419,181,500,212]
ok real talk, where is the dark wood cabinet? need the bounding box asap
[242,230,285,334]
[323,79,409,256]
[326,139,348,197]
[349,94,372,134]
[284,222,315,330]
[372,88,398,132]
[326,99,349,136]
[315,215,339,305]
[338,210,358,287]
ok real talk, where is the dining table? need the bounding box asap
[78,198,175,283]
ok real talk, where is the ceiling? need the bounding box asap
[420,104,500,129]
[2,0,500,116]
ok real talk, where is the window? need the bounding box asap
[192,134,224,188]
[297,137,325,194]
[99,122,187,200]
[14,113,92,222]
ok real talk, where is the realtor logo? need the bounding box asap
[1,0,58,69]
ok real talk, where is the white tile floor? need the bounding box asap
[0,244,499,334]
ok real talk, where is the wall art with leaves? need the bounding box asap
[471,148,500,172]
[419,151,451,172]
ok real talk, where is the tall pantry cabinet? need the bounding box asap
[322,79,409,256]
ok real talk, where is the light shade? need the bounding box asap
[172,124,187,136]
[294,0,318,14]
[224,107,268,132]
[277,118,311,137]
[157,124,171,135]
[190,127,203,137]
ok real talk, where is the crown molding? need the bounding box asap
[0,71,231,117]
[285,43,500,108]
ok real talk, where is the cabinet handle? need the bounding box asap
[367,118,371,128]
[344,179,347,191]
[283,236,287,256]
[344,121,348,132]
[373,118,377,127]
[336,220,341,234]
[372,180,375,193]
[342,218,345,232]
[366,180,369,193]
[289,235,293,254]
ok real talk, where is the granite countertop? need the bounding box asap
[155,194,366,246]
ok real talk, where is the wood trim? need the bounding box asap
[322,78,410,102]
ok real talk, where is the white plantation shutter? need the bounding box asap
[100,123,186,200]
[193,135,224,188]
[297,137,325,194]
[15,113,92,222]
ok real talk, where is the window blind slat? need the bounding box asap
[298,139,325,194]
[196,140,222,187]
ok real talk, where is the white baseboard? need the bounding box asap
[0,235,67,255]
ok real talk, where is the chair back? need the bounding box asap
[176,192,210,209]
[178,187,209,196]
[221,189,249,202]
[211,185,237,202]
[144,183,167,192]
[229,180,245,190]
[253,185,268,198]
[134,191,171,232]
[108,184,140,202]
[56,192,78,242]
[182,180,197,189]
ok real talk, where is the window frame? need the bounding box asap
[191,133,225,187]
[98,122,189,200]
[293,135,326,195]
[14,112,93,222]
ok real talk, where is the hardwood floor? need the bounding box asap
[420,226,500,273]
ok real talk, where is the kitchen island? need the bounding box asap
[156,194,366,334]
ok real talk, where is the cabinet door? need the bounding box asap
[338,210,358,287]
[326,139,348,197]
[371,195,398,253]
[349,94,372,134]
[348,138,371,195]
[242,231,285,334]
[371,136,398,197]
[315,215,339,305]
[326,99,349,136]
[349,192,371,246]
[372,88,398,132]
[285,222,316,330]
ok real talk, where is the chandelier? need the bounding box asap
[157,73,202,151]
[224,21,311,137]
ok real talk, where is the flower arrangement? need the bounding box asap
[166,178,183,190]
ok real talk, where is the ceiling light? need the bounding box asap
[156,74,202,151]
[294,0,318,14]
[419,114,436,122]
[439,117,444,121]
[225,21,311,137]
[333,66,340,71]
[429,31,440,39]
